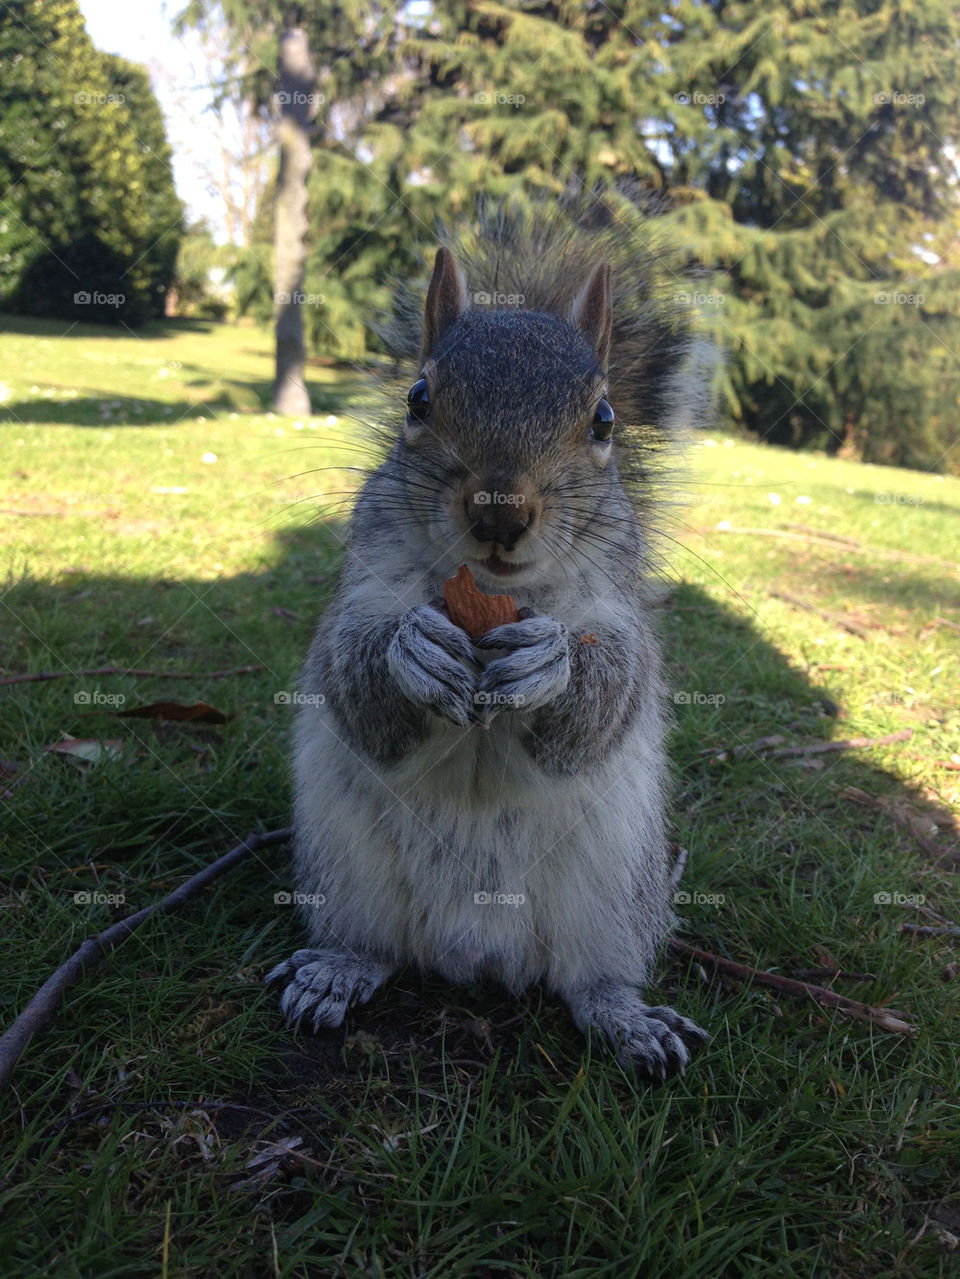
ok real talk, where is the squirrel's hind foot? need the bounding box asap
[265,948,392,1032]
[568,983,708,1080]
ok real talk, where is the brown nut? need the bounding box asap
[442,564,520,639]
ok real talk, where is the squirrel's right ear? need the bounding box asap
[421,247,469,364]
[570,261,613,372]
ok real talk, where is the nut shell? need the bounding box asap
[442,564,520,639]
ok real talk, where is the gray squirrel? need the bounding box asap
[267,203,711,1078]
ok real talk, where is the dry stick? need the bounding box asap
[782,523,860,546]
[900,924,960,939]
[762,729,912,760]
[668,938,915,1034]
[0,827,293,1092]
[789,967,877,983]
[0,664,267,688]
[768,589,873,639]
[710,525,959,571]
[840,783,960,865]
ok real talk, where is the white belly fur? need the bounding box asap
[292,695,670,996]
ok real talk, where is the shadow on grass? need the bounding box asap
[2,516,955,1071]
[0,312,221,340]
[2,515,958,1275]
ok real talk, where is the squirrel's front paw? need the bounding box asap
[474,612,570,722]
[387,604,480,726]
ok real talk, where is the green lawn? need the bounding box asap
[1,313,959,1278]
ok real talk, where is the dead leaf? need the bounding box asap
[119,701,228,724]
[46,736,125,766]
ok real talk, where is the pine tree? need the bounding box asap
[188,0,960,471]
[0,0,182,324]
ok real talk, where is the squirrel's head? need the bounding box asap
[396,246,633,590]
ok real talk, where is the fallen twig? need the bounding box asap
[763,730,912,759]
[789,967,877,983]
[841,783,960,865]
[900,924,960,939]
[0,827,293,1092]
[919,617,960,639]
[710,525,959,571]
[668,938,915,1034]
[711,730,912,765]
[769,589,873,639]
[782,523,860,546]
[0,664,267,688]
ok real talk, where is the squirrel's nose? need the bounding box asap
[465,489,534,552]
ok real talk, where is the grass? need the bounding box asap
[1,312,959,1278]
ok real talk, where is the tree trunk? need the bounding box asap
[273,27,315,416]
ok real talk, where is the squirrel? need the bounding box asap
[267,201,712,1078]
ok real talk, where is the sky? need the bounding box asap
[77,0,238,239]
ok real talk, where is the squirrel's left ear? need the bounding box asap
[570,261,613,372]
[421,246,469,364]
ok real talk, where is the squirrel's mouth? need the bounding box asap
[472,552,527,578]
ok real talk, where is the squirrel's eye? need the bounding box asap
[407,377,430,421]
[590,398,614,443]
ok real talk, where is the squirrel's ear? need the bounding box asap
[570,261,613,371]
[421,247,469,363]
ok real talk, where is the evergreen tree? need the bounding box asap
[0,0,183,324]
[187,0,960,471]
